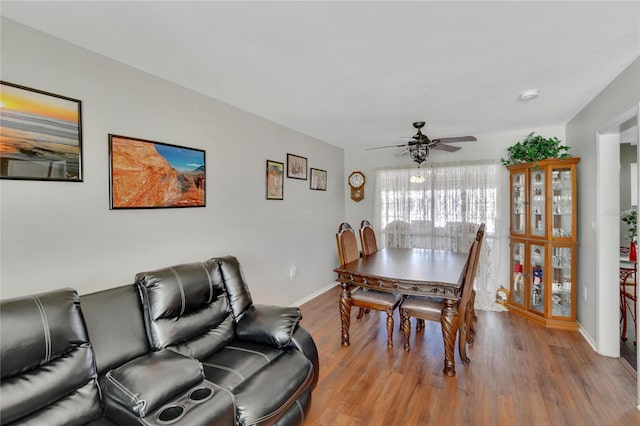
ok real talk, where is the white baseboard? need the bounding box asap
[578,321,599,354]
[291,282,339,307]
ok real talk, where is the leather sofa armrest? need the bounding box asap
[235,304,301,348]
[103,350,204,418]
[288,326,319,389]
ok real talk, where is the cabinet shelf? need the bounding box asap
[507,158,580,329]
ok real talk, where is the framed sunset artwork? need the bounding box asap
[109,134,205,209]
[0,81,83,181]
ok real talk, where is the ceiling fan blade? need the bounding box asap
[432,143,461,152]
[395,147,409,157]
[366,143,408,150]
[401,136,429,141]
[432,136,477,144]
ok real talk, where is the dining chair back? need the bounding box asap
[384,220,411,248]
[359,220,379,256]
[400,223,485,364]
[458,224,484,357]
[335,222,402,349]
[466,223,485,341]
[336,222,360,266]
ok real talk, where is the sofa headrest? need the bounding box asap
[136,260,223,322]
[0,288,90,379]
[81,284,151,375]
[213,255,253,321]
[136,259,235,357]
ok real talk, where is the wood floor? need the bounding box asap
[299,285,640,426]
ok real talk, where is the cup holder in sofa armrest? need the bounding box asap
[156,405,185,424]
[103,349,204,418]
[188,387,213,403]
[127,382,220,426]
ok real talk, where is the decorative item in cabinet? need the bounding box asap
[530,169,545,237]
[511,173,526,235]
[530,244,545,314]
[551,245,573,318]
[511,241,525,306]
[506,157,580,329]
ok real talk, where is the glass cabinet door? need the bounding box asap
[530,169,545,237]
[507,158,579,328]
[530,244,545,314]
[511,173,526,235]
[551,167,573,238]
[511,241,525,306]
[551,246,573,318]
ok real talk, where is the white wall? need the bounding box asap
[566,57,640,352]
[0,18,345,304]
[344,123,567,291]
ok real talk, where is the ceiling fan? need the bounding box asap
[367,121,477,166]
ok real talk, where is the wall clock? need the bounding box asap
[348,171,365,202]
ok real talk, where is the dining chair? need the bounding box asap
[336,222,402,348]
[359,220,378,256]
[384,220,411,248]
[466,224,485,342]
[620,246,637,345]
[415,223,485,342]
[400,223,485,364]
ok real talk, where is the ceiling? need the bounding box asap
[2,1,639,150]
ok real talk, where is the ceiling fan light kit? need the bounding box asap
[410,143,430,166]
[367,121,477,167]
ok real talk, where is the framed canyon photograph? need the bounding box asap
[286,153,307,180]
[109,134,205,209]
[266,160,284,200]
[0,81,83,181]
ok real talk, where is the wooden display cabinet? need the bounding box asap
[507,158,580,329]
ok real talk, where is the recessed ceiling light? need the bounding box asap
[519,89,539,101]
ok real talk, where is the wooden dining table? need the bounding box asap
[333,247,469,376]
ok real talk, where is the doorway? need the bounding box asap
[619,130,638,370]
[596,106,639,408]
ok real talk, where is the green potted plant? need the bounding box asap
[501,132,571,166]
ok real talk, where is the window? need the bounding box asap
[374,160,505,311]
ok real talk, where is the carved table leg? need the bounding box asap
[340,282,352,347]
[441,299,458,377]
[386,307,394,349]
[401,309,411,352]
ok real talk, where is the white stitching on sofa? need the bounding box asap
[199,262,215,304]
[204,379,237,415]
[32,296,51,364]
[226,345,271,363]
[169,267,186,316]
[246,365,313,425]
[105,371,147,418]
[201,362,246,380]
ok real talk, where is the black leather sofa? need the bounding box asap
[0,256,318,426]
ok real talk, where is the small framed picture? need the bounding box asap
[0,81,83,181]
[310,168,327,191]
[109,134,205,209]
[266,160,284,200]
[287,153,307,180]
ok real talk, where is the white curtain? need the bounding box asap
[373,160,506,311]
